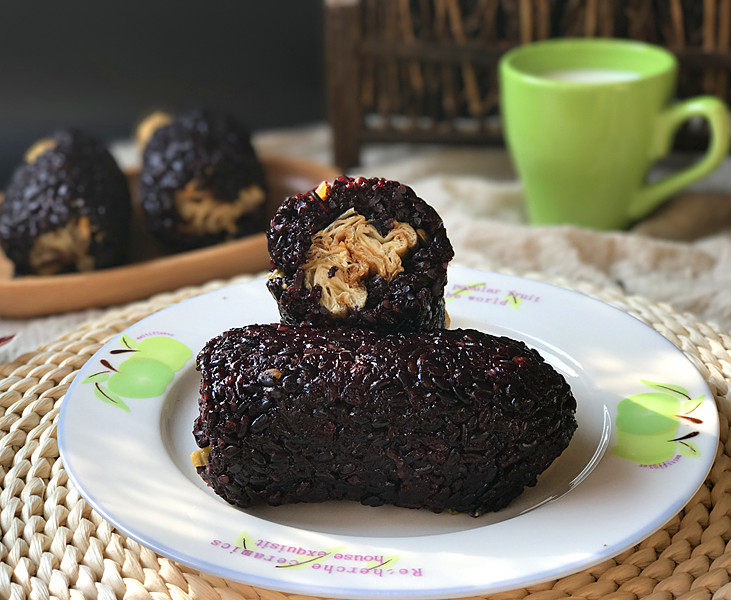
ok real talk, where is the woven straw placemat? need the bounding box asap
[1,271,730,600]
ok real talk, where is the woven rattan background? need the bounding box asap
[1,270,730,600]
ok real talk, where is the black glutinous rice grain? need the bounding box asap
[267,175,454,332]
[139,109,267,249]
[193,324,577,516]
[0,128,131,276]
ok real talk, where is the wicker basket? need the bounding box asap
[325,0,731,169]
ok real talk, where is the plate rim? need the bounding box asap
[58,266,719,600]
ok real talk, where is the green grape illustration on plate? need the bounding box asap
[83,334,192,412]
[612,379,704,465]
[106,357,174,398]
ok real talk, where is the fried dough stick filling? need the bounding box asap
[301,208,422,316]
[175,180,265,236]
[29,217,94,275]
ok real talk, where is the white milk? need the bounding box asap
[541,68,640,83]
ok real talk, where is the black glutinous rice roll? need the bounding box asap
[138,109,268,249]
[0,128,131,276]
[192,324,577,516]
[267,176,454,332]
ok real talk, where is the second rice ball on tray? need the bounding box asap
[267,176,454,332]
[137,109,268,249]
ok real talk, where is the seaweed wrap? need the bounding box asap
[267,176,454,332]
[192,324,577,516]
[0,128,131,275]
[138,109,267,248]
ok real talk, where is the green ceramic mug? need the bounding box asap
[499,38,730,229]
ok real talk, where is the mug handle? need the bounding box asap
[628,96,730,221]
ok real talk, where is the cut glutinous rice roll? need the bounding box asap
[267,176,454,332]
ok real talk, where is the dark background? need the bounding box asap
[0,1,325,182]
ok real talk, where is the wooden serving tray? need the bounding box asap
[0,156,339,318]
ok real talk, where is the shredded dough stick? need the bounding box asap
[301,209,419,315]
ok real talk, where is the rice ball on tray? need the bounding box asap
[267,176,454,332]
[0,128,131,276]
[138,109,267,249]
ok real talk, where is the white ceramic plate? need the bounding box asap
[59,267,719,600]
